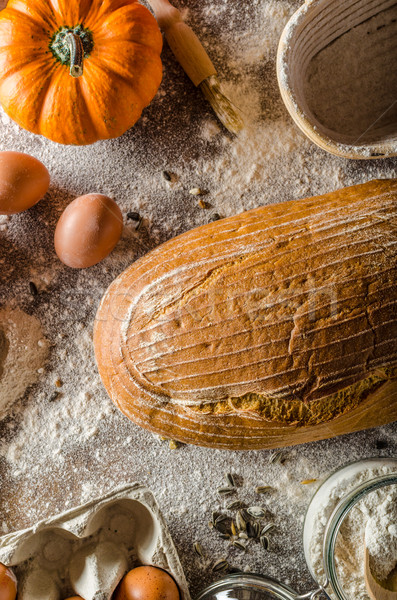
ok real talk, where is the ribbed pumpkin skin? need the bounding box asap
[0,0,163,145]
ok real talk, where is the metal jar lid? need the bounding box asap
[195,573,327,600]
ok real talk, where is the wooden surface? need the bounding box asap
[0,1,397,597]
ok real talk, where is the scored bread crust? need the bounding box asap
[94,180,397,449]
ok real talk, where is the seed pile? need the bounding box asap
[195,471,279,573]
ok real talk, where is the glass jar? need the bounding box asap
[196,458,397,600]
[303,457,397,600]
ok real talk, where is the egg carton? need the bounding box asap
[0,483,190,600]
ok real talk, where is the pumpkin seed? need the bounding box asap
[260,535,269,550]
[212,559,229,572]
[247,506,266,519]
[193,542,204,557]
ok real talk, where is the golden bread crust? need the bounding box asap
[94,180,397,449]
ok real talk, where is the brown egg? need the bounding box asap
[114,566,180,600]
[0,151,50,215]
[0,563,17,600]
[54,193,123,268]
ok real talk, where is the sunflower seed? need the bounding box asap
[211,213,221,221]
[127,211,140,221]
[247,521,260,538]
[238,532,249,540]
[214,518,231,535]
[300,478,317,485]
[193,542,204,557]
[162,170,172,181]
[214,514,228,525]
[232,540,247,551]
[256,486,273,494]
[212,559,229,572]
[236,510,247,532]
[269,450,286,464]
[260,523,276,536]
[240,508,250,521]
[247,506,266,519]
[231,520,237,536]
[226,473,236,487]
[29,281,38,296]
[218,534,231,540]
[227,500,243,511]
[218,487,236,496]
[260,535,269,550]
[212,511,221,525]
[208,521,214,529]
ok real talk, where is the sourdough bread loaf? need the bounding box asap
[94,180,397,449]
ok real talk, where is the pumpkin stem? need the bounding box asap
[66,32,84,77]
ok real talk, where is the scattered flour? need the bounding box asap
[0,306,49,418]
[0,0,396,597]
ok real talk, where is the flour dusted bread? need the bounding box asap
[94,180,397,449]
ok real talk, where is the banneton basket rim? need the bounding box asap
[276,0,397,160]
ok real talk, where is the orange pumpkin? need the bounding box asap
[0,0,163,145]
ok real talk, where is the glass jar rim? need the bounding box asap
[323,471,397,600]
[195,572,300,600]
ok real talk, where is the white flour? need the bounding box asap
[308,465,397,600]
[0,0,396,596]
[365,496,397,582]
[0,306,49,418]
